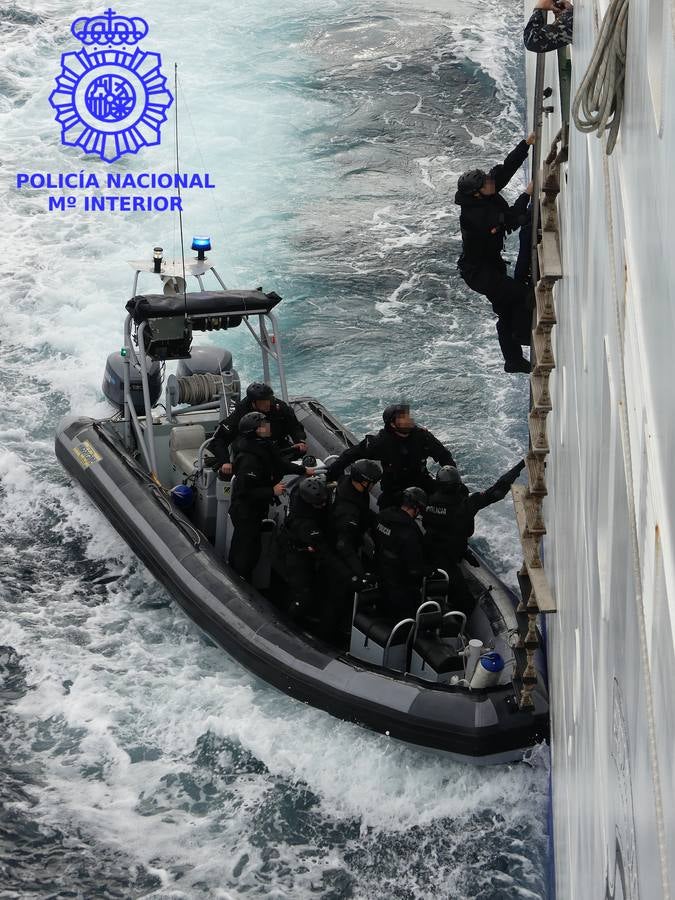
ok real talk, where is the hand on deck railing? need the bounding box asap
[524,0,574,53]
[535,0,572,12]
[526,132,537,146]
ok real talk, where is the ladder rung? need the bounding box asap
[542,160,560,194]
[541,199,559,232]
[537,231,562,281]
[526,452,548,495]
[529,412,549,455]
[535,282,557,326]
[528,572,557,613]
[523,534,543,568]
[511,486,556,612]
[524,495,546,535]
[533,329,555,372]
[531,372,552,413]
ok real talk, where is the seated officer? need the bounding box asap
[325,404,456,510]
[375,486,429,621]
[423,461,525,616]
[211,382,307,476]
[228,412,314,580]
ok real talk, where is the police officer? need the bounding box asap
[375,486,429,620]
[524,0,574,53]
[325,404,456,509]
[211,382,307,476]
[456,134,536,373]
[282,476,349,621]
[228,412,315,580]
[330,459,383,579]
[423,461,525,615]
[312,459,384,637]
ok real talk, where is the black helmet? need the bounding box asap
[457,169,486,195]
[382,403,410,429]
[437,466,462,488]
[238,411,267,435]
[350,459,383,485]
[401,486,427,512]
[298,476,329,508]
[246,382,274,402]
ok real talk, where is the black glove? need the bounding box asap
[351,575,370,591]
[508,459,526,481]
[497,459,526,489]
[325,465,339,483]
[464,549,480,567]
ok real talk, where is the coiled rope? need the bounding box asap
[173,373,222,406]
[571,0,628,155]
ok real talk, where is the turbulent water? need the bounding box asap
[0,1,550,897]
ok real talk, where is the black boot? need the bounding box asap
[504,356,531,374]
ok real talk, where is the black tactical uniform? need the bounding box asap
[456,140,533,368]
[281,483,348,620]
[524,8,574,53]
[325,428,455,510]
[423,461,525,615]
[211,397,306,466]
[330,477,375,578]
[228,436,301,579]
[375,508,428,620]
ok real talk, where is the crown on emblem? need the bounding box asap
[70,8,149,46]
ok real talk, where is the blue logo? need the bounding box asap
[49,9,173,163]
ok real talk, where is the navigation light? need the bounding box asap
[153,246,163,273]
[191,236,211,261]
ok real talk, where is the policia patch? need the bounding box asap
[72,440,103,469]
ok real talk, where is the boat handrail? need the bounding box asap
[137,321,160,477]
[443,610,467,637]
[414,600,442,624]
[197,436,216,475]
[383,618,415,669]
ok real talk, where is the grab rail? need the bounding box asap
[530,51,547,284]
[383,618,415,669]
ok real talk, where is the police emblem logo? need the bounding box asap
[49,8,173,163]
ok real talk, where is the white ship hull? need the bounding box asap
[525,1,675,897]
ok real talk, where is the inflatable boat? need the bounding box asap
[55,244,549,763]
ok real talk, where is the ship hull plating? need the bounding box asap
[526,0,675,894]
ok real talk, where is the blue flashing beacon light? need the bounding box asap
[191,235,212,261]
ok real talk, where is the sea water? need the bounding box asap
[0,1,550,896]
